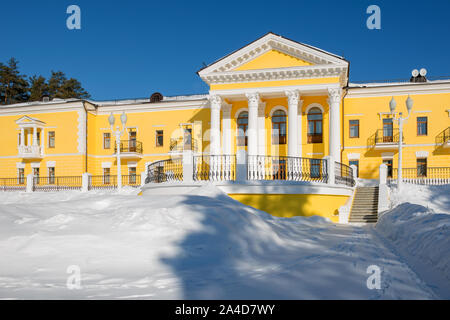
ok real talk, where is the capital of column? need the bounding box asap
[285,90,300,106]
[327,88,342,105]
[245,92,260,107]
[209,94,222,109]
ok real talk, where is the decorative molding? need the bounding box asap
[269,105,288,117]
[245,92,260,106]
[77,110,86,154]
[46,161,56,167]
[16,162,25,169]
[209,95,222,109]
[305,103,325,114]
[413,110,432,113]
[327,88,342,105]
[347,81,450,98]
[234,108,248,119]
[127,162,138,167]
[285,90,300,106]
[344,113,364,117]
[347,153,360,160]
[31,162,41,168]
[101,162,112,168]
[415,151,429,158]
[381,152,394,159]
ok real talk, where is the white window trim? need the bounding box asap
[102,162,112,169]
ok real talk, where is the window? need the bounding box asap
[310,159,321,178]
[103,168,111,184]
[349,120,359,138]
[33,168,40,178]
[383,160,393,178]
[48,131,55,148]
[307,107,323,143]
[18,168,24,184]
[48,167,55,184]
[272,110,287,145]
[103,133,111,149]
[129,130,137,152]
[129,167,137,184]
[17,133,21,147]
[417,117,428,136]
[349,160,359,178]
[36,132,40,146]
[382,118,393,142]
[417,158,427,177]
[237,112,248,146]
[156,130,164,147]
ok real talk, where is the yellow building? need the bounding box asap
[1,33,449,222]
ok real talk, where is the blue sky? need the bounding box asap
[1,0,449,100]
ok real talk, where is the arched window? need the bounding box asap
[237,111,248,146]
[307,107,323,143]
[272,110,287,145]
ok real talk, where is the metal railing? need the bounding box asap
[88,175,117,190]
[169,138,198,152]
[307,133,323,144]
[436,127,450,145]
[375,128,403,144]
[121,174,141,187]
[335,162,355,187]
[389,167,450,185]
[114,140,143,154]
[247,155,328,183]
[193,155,236,181]
[146,158,183,183]
[0,177,26,191]
[33,176,82,191]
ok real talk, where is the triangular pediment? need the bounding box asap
[198,32,349,86]
[16,116,45,126]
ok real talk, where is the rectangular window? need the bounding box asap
[383,160,393,178]
[48,131,55,148]
[349,120,359,138]
[310,159,321,179]
[33,168,40,178]
[48,167,55,184]
[18,168,24,184]
[349,160,359,178]
[36,132,40,146]
[156,130,164,147]
[129,167,137,184]
[417,117,428,136]
[103,168,111,184]
[103,133,111,149]
[18,133,21,147]
[417,158,427,177]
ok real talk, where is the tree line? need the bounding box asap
[0,57,91,105]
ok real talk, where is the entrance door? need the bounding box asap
[383,159,393,178]
[129,130,137,152]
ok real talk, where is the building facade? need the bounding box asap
[0,33,449,195]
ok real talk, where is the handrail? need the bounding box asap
[389,167,450,185]
[169,137,198,152]
[436,127,450,145]
[114,140,143,154]
[334,162,355,187]
[146,158,183,183]
[375,128,403,144]
[193,155,236,181]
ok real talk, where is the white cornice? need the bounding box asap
[347,81,450,98]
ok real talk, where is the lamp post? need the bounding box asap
[108,112,127,190]
[389,95,413,190]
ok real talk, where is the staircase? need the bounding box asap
[349,186,379,223]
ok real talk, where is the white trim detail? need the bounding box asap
[46,161,56,167]
[101,162,112,168]
[127,162,138,168]
[31,162,41,168]
[415,151,429,158]
[381,152,394,160]
[16,162,25,169]
[234,107,249,119]
[304,102,325,114]
[77,110,86,153]
[269,105,288,117]
[347,153,360,160]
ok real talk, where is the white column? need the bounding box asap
[222,103,232,155]
[328,88,342,162]
[257,102,266,156]
[20,128,25,146]
[246,92,259,156]
[286,90,300,157]
[209,95,222,155]
[32,126,38,146]
[297,99,304,157]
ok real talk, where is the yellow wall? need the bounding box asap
[235,50,313,71]
[229,194,349,223]
[343,92,450,179]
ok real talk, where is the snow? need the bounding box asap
[375,184,450,298]
[0,184,448,299]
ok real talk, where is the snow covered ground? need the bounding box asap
[0,183,448,299]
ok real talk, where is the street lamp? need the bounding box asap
[389,95,413,190]
[109,112,127,189]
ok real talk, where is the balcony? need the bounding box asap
[114,140,143,159]
[18,145,43,159]
[436,127,450,149]
[373,128,403,150]
[169,137,198,153]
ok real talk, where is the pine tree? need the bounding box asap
[29,75,49,101]
[0,58,29,105]
[48,71,90,99]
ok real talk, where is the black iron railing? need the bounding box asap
[247,155,328,183]
[389,167,450,185]
[169,138,198,152]
[146,158,183,183]
[0,177,26,191]
[436,127,450,145]
[89,175,117,190]
[33,176,82,191]
[335,162,355,187]
[193,155,236,181]
[121,174,141,187]
[115,140,143,154]
[375,128,403,144]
